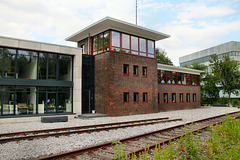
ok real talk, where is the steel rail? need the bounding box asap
[0,117,183,143]
[36,110,240,160]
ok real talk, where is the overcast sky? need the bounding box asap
[0,0,240,65]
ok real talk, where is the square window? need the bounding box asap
[186,93,190,102]
[134,92,139,103]
[133,65,138,76]
[179,93,183,103]
[123,64,129,75]
[163,93,168,103]
[142,67,147,77]
[143,92,148,102]
[123,92,129,102]
[172,93,176,103]
[193,93,196,102]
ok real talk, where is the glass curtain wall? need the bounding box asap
[17,50,38,79]
[4,49,16,78]
[59,55,72,81]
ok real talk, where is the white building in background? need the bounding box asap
[179,41,240,99]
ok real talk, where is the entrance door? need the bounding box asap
[46,92,56,113]
[2,92,15,115]
[82,90,91,114]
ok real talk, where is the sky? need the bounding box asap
[0,0,240,66]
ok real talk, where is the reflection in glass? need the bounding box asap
[131,36,138,51]
[38,53,47,79]
[104,32,109,48]
[148,40,154,54]
[93,36,97,51]
[98,33,103,50]
[2,92,15,114]
[17,50,37,79]
[58,87,72,113]
[140,38,146,52]
[48,54,57,80]
[122,34,130,49]
[4,49,16,78]
[0,48,2,78]
[59,55,72,81]
[111,31,120,47]
[16,86,36,114]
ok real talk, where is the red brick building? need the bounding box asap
[66,17,203,116]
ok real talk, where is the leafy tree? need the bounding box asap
[209,55,240,107]
[156,48,173,65]
[201,73,220,105]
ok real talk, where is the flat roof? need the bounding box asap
[0,36,81,55]
[66,17,170,42]
[157,63,204,75]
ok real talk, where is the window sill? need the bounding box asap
[163,102,168,104]
[133,75,138,77]
[123,74,129,76]
[143,75,147,77]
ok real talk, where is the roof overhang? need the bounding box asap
[66,17,170,42]
[157,63,204,75]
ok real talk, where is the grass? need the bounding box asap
[113,115,240,160]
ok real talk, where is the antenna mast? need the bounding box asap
[136,0,137,25]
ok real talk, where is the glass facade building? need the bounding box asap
[0,46,74,116]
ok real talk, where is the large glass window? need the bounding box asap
[140,38,146,56]
[1,86,15,115]
[17,50,38,79]
[48,53,57,80]
[158,70,200,86]
[0,48,3,78]
[38,53,47,80]
[58,55,72,81]
[4,49,16,78]
[122,34,130,53]
[112,31,120,47]
[131,36,138,55]
[98,33,103,53]
[16,86,36,115]
[148,40,154,54]
[104,31,109,51]
[93,36,98,55]
[58,87,72,113]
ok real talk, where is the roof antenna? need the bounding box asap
[136,0,137,25]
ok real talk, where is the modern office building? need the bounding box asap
[0,17,203,121]
[179,41,240,99]
[179,41,240,68]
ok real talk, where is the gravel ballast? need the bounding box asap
[0,107,239,160]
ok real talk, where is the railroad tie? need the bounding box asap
[88,151,111,160]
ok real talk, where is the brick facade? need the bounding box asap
[158,84,201,111]
[95,51,158,116]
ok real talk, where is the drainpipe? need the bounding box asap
[88,33,90,55]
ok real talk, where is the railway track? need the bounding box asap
[0,117,182,143]
[37,111,240,160]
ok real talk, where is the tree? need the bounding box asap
[201,73,220,105]
[209,55,240,107]
[156,48,173,65]
[183,62,219,105]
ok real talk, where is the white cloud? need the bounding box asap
[177,3,236,20]
[0,0,136,46]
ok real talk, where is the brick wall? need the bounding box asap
[158,84,201,111]
[95,51,158,116]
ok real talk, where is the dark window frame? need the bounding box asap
[123,64,129,76]
[142,66,147,77]
[133,65,138,76]
[163,93,168,103]
[123,92,129,103]
[186,93,190,102]
[172,93,176,103]
[134,92,139,103]
[143,92,148,102]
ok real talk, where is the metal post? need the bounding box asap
[136,0,137,25]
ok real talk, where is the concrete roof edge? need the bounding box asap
[157,63,205,75]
